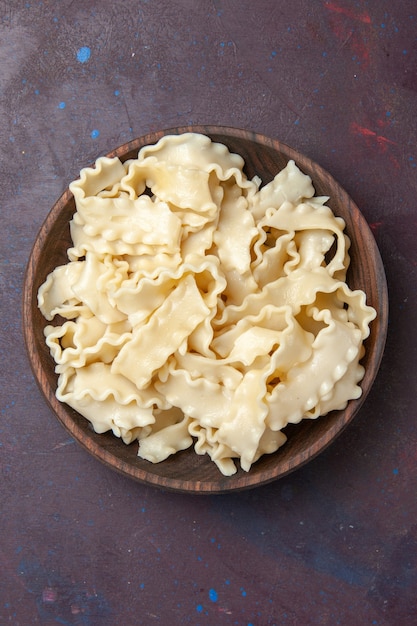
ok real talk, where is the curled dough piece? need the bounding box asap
[267,313,363,429]
[138,415,193,464]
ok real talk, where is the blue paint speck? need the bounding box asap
[77,46,91,63]
[58,101,66,109]
[240,587,247,597]
[209,588,218,602]
[196,604,203,613]
[114,89,120,96]
[393,468,399,475]
[91,129,100,139]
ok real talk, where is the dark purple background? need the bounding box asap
[1,1,416,624]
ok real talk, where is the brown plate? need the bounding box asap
[23,126,388,494]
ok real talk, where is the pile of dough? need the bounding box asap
[38,133,376,475]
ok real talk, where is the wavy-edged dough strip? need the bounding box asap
[111,274,210,389]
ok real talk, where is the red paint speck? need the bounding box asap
[324,1,371,24]
[42,587,58,603]
[350,122,396,153]
[369,221,384,232]
[376,117,391,129]
[325,1,372,67]
[389,154,401,171]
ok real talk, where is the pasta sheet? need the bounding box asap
[38,133,376,476]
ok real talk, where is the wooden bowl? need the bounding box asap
[23,126,388,494]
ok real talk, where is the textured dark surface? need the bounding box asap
[1,1,416,624]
